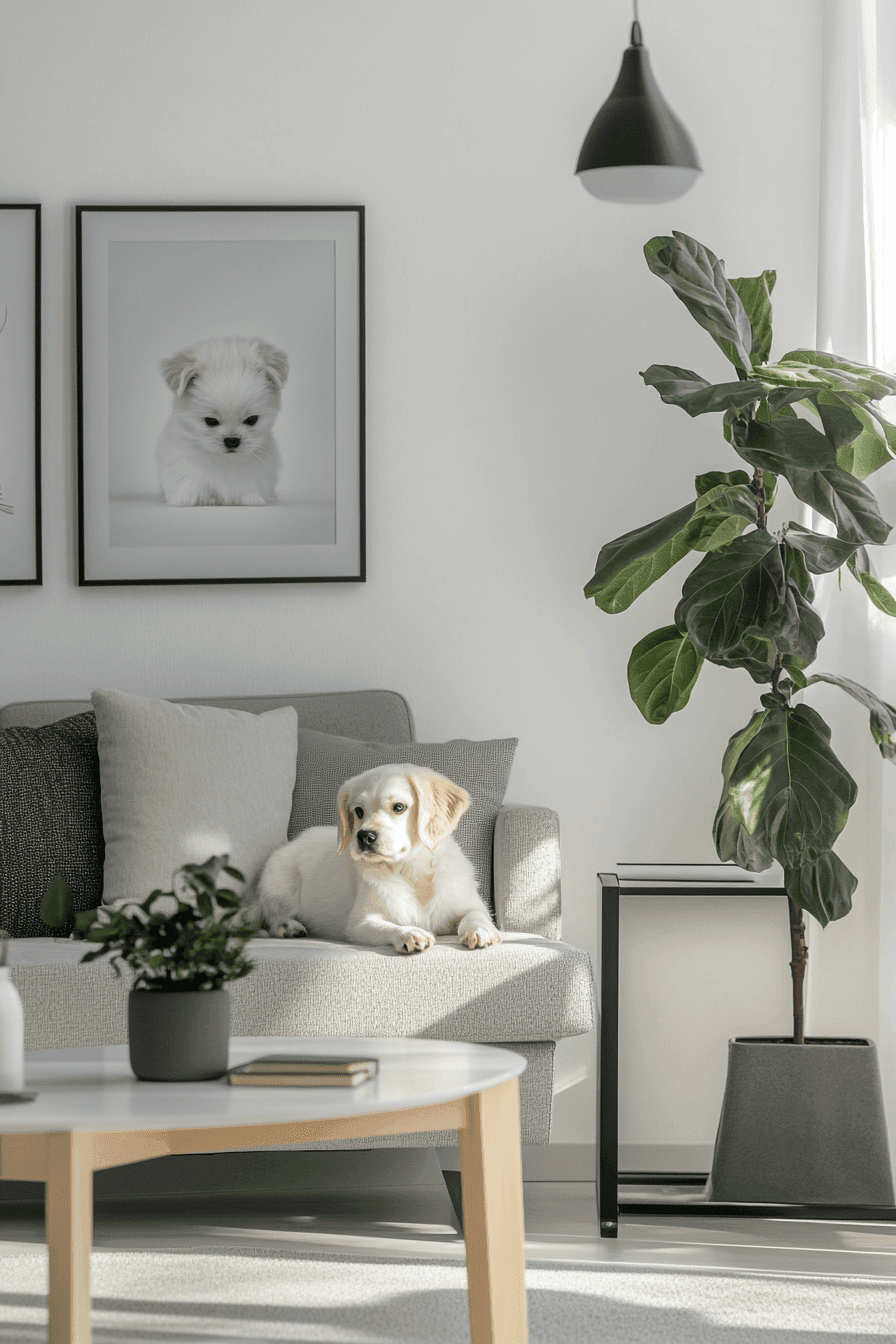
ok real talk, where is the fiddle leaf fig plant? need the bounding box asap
[586,232,896,1042]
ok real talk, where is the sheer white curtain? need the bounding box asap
[818,0,896,1158]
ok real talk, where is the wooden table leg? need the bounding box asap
[45,1132,93,1344]
[457,1079,528,1344]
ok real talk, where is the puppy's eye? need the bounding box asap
[204,417,220,427]
[243,415,259,426]
[354,806,364,820]
[393,802,407,813]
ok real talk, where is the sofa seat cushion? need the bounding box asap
[9,933,594,1051]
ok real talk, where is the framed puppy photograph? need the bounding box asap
[76,205,365,585]
[0,204,41,585]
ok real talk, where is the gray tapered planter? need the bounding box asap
[707,1037,895,1206]
[128,988,230,1082]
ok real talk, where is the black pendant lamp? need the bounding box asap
[576,2,701,205]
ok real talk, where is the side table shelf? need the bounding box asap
[598,871,896,1238]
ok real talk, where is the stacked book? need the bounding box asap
[228,1054,378,1088]
[616,862,786,890]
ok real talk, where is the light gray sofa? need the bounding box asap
[1,689,594,1153]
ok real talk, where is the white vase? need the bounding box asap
[0,965,25,1092]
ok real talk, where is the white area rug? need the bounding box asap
[1,1247,894,1342]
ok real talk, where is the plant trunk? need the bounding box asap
[752,465,767,530]
[787,898,808,1044]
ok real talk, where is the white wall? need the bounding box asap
[0,0,827,1147]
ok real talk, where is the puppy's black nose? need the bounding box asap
[357,829,377,850]
[223,437,241,451]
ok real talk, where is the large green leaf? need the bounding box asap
[644,233,753,373]
[726,701,857,872]
[784,851,857,926]
[730,269,776,365]
[782,522,862,574]
[694,469,751,494]
[854,569,896,615]
[734,416,891,545]
[713,709,776,871]
[804,670,896,762]
[696,485,758,523]
[799,394,896,476]
[584,500,698,614]
[675,530,780,669]
[767,387,818,417]
[695,468,775,510]
[856,398,896,462]
[795,393,894,480]
[785,463,889,546]
[848,551,896,618]
[816,396,862,453]
[674,533,823,680]
[757,349,896,400]
[688,510,750,554]
[641,365,766,416]
[828,409,891,480]
[685,475,761,552]
[627,626,703,725]
[780,544,825,668]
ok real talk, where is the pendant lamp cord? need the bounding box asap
[631,0,642,47]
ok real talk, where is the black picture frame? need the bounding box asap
[0,204,41,586]
[76,205,365,585]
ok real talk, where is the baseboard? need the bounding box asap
[618,1143,713,1174]
[437,1143,712,1180]
[437,1143,596,1182]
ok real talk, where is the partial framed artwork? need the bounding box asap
[76,205,365,585]
[0,205,41,585]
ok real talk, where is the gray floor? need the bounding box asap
[2,1153,896,1282]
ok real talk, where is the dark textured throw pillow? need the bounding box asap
[289,728,518,909]
[0,713,104,937]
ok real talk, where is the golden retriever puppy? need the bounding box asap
[250,764,501,953]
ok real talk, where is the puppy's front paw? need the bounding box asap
[393,927,435,954]
[241,493,268,506]
[460,924,502,950]
[274,918,307,939]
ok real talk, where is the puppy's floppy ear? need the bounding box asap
[408,769,471,851]
[337,785,356,854]
[160,347,202,399]
[256,341,289,390]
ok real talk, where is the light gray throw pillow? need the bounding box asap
[289,728,518,910]
[92,689,298,906]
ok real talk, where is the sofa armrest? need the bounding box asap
[493,804,561,940]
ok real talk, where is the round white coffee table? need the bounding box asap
[0,1037,528,1344]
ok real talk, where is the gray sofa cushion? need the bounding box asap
[9,934,594,1049]
[91,689,299,903]
[0,713,104,937]
[288,728,518,908]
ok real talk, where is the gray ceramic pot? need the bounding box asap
[128,988,230,1082]
[707,1037,895,1206]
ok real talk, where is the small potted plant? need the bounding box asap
[75,854,253,1082]
[586,231,896,1205]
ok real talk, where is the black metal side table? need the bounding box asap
[598,870,896,1238]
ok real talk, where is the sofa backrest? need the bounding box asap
[0,690,416,742]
